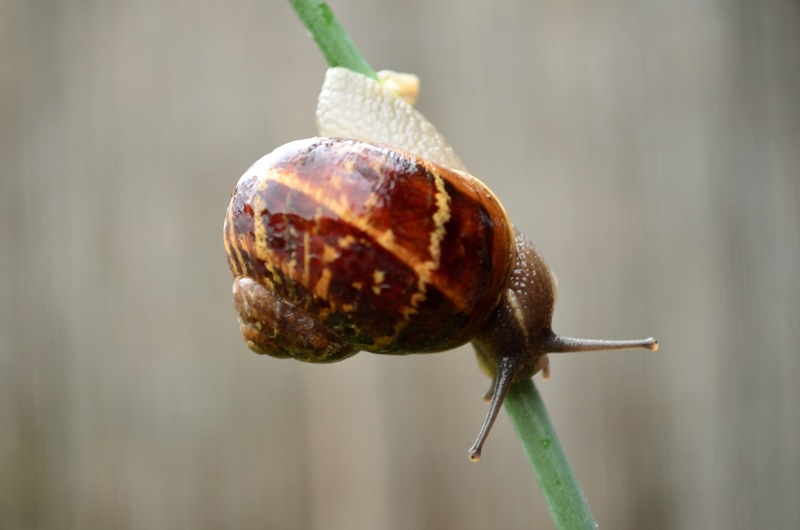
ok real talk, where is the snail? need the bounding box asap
[223,136,658,461]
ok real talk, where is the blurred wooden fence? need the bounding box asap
[1,0,798,528]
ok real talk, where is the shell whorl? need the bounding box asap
[224,137,515,357]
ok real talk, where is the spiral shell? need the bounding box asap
[224,137,515,360]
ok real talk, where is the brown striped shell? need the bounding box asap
[224,136,659,461]
[224,137,515,362]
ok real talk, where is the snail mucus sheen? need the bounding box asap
[224,137,658,460]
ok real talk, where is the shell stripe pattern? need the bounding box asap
[224,138,515,354]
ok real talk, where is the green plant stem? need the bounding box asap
[287,0,378,79]
[505,379,597,529]
[285,1,596,527]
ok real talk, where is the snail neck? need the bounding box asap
[472,230,557,379]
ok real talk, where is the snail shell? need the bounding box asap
[224,137,514,360]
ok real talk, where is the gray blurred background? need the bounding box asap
[2,0,798,528]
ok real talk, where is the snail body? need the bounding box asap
[224,136,657,460]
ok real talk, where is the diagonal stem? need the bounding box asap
[287,0,378,80]
[505,379,597,529]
